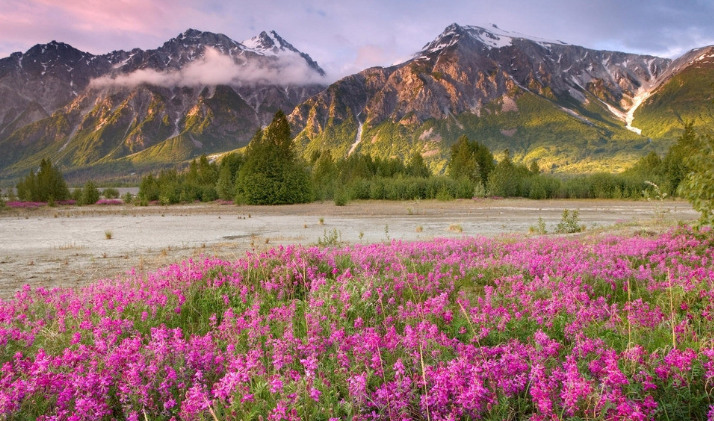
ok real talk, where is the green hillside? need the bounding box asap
[634,61,714,140]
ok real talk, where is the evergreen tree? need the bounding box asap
[81,180,100,205]
[216,164,234,201]
[487,149,530,197]
[313,150,338,185]
[236,111,312,205]
[447,135,494,183]
[16,158,69,202]
[447,136,479,182]
[139,173,160,202]
[664,122,697,194]
[406,151,430,178]
[312,150,339,200]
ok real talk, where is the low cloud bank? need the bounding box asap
[90,48,325,88]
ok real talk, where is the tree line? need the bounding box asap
[10,158,118,206]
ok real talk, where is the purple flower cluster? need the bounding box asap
[6,201,47,209]
[1,226,713,419]
[95,199,123,206]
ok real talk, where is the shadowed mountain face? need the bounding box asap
[1,23,712,181]
[0,29,327,180]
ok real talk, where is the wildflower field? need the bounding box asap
[1,226,713,420]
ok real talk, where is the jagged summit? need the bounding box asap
[243,31,294,54]
[242,30,326,76]
[0,28,329,178]
[419,23,569,56]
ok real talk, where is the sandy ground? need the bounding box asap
[0,199,698,298]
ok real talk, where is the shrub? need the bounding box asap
[80,181,100,205]
[236,111,312,205]
[102,188,120,199]
[334,189,349,206]
[555,209,584,234]
[529,217,548,234]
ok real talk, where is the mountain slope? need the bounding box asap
[290,23,680,173]
[0,29,327,180]
[632,46,714,140]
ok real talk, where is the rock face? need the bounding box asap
[0,29,326,179]
[290,23,684,173]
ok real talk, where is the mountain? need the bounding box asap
[632,46,714,140]
[0,29,327,181]
[290,23,689,173]
[1,23,713,182]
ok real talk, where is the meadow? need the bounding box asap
[1,218,713,419]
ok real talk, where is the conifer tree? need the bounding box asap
[80,180,100,205]
[236,111,312,205]
[447,135,494,183]
[406,151,430,178]
[16,158,70,202]
[216,164,234,201]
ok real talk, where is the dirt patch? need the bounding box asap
[0,199,698,298]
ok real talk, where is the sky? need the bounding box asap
[2,0,714,81]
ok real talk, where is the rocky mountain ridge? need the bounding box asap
[1,23,713,181]
[289,23,698,173]
[0,29,327,179]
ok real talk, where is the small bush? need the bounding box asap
[334,189,349,206]
[529,217,548,234]
[105,230,113,240]
[123,192,133,204]
[71,188,82,202]
[316,228,341,247]
[448,223,463,233]
[103,188,120,199]
[436,188,454,201]
[81,181,100,205]
[555,209,584,234]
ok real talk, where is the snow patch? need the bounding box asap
[625,90,651,135]
[348,113,363,156]
[112,53,135,69]
[464,24,568,49]
[560,107,593,125]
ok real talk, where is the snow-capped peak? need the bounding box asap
[465,24,568,48]
[420,23,568,55]
[241,31,299,56]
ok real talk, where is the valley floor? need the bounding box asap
[0,198,698,298]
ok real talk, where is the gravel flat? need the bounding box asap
[0,199,698,297]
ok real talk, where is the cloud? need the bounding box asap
[89,48,326,89]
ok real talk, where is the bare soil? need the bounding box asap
[0,199,698,298]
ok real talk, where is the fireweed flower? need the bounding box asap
[0,226,712,419]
